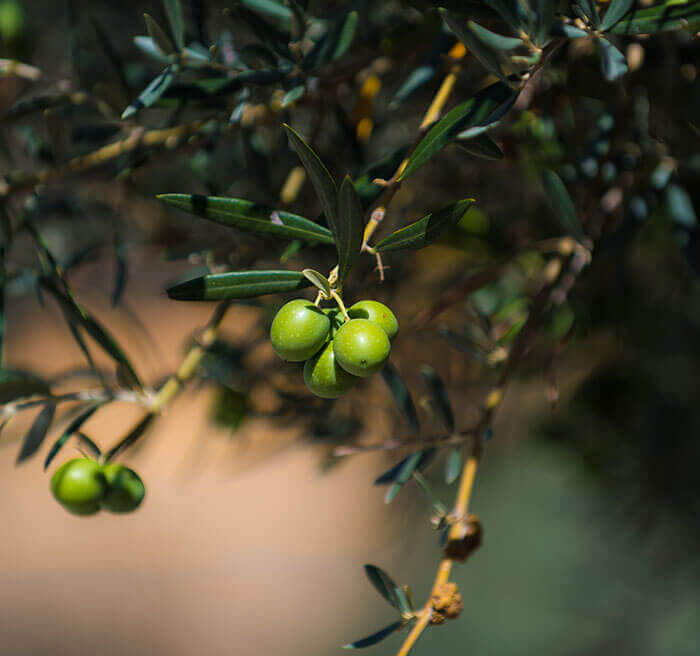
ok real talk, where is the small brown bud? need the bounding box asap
[429,582,463,625]
[443,514,482,562]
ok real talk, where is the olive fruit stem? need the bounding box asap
[329,290,350,321]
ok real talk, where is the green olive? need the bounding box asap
[333,318,391,377]
[50,458,107,516]
[101,463,146,514]
[270,299,330,362]
[348,300,399,340]
[303,340,359,398]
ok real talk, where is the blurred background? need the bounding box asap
[1,1,699,654]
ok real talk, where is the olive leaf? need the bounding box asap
[157,194,334,244]
[17,402,56,464]
[541,169,586,241]
[609,2,700,34]
[335,176,364,286]
[301,269,331,297]
[144,13,175,55]
[457,133,504,160]
[167,270,312,301]
[122,65,177,119]
[600,0,634,31]
[44,404,102,469]
[163,0,185,51]
[301,11,358,70]
[421,366,455,432]
[380,363,420,433]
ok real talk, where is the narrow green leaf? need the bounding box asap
[44,404,101,469]
[467,21,524,50]
[122,65,177,119]
[144,13,175,55]
[610,2,700,34]
[240,0,293,30]
[163,0,185,51]
[551,22,590,38]
[234,6,292,59]
[421,366,455,432]
[446,447,462,484]
[376,199,474,252]
[0,370,50,403]
[157,194,334,244]
[542,169,585,242]
[281,85,304,107]
[41,279,142,389]
[344,622,402,649]
[535,0,555,44]
[484,0,526,30]
[600,0,635,31]
[667,184,697,228]
[104,414,154,462]
[301,11,358,70]
[399,81,517,180]
[17,402,56,463]
[133,36,176,63]
[578,0,601,26]
[457,133,504,160]
[336,176,364,285]
[386,450,427,503]
[374,449,436,485]
[440,9,508,80]
[283,124,338,235]
[380,363,420,433]
[301,269,331,297]
[389,65,435,109]
[599,38,628,81]
[363,565,400,608]
[167,270,311,301]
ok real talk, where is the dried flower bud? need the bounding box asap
[429,582,463,625]
[443,514,482,562]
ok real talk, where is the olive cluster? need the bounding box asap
[270,299,398,398]
[50,457,145,516]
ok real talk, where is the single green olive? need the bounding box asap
[303,340,359,398]
[333,318,391,377]
[270,299,330,362]
[101,463,146,514]
[348,300,399,340]
[50,458,107,516]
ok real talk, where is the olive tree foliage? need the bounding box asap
[0,0,698,652]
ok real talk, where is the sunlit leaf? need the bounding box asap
[17,402,56,463]
[167,270,311,301]
[122,65,177,119]
[343,622,402,649]
[375,199,474,252]
[399,82,517,180]
[157,194,334,243]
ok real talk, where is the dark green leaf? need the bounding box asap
[578,0,601,26]
[484,0,527,30]
[281,85,305,107]
[41,279,142,389]
[380,363,420,433]
[363,565,400,608]
[122,65,177,119]
[111,241,127,308]
[467,21,524,50]
[167,270,311,301]
[336,176,364,285]
[234,6,292,59]
[163,0,185,50]
[144,13,175,55]
[0,370,50,403]
[374,449,436,485]
[283,124,338,235]
[240,0,293,30]
[600,0,635,31]
[457,133,504,160]
[375,199,474,252]
[344,622,402,649]
[421,366,455,432]
[157,194,334,244]
[446,447,462,484]
[385,449,433,503]
[551,22,589,38]
[104,414,155,462]
[535,0,555,44]
[399,81,518,180]
[17,402,56,463]
[440,9,508,80]
[301,269,331,297]
[542,169,585,241]
[610,1,700,34]
[44,404,101,469]
[301,11,358,70]
[599,38,628,81]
